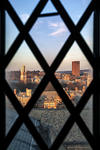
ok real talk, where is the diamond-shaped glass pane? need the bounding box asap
[6,96,18,135]
[8,0,40,24]
[81,95,93,134]
[56,42,93,105]
[29,82,70,148]
[6,41,45,107]
[60,0,92,24]
[29,16,70,65]
[6,12,19,53]
[41,0,57,14]
[7,124,40,150]
[81,13,94,53]
[59,123,92,150]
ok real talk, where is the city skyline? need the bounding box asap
[6,0,93,71]
[6,60,93,108]
[6,60,92,72]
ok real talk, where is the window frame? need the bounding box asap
[0,0,100,150]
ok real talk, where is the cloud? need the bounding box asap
[49,23,59,28]
[50,27,66,36]
[21,13,29,23]
[48,22,67,36]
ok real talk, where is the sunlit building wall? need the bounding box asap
[72,61,80,76]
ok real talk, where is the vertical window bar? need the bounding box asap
[93,0,100,148]
[0,3,5,150]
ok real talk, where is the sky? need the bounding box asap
[6,0,93,71]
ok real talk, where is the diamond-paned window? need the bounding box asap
[0,0,100,150]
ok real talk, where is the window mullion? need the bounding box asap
[93,0,100,148]
[0,7,5,150]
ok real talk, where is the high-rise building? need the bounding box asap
[20,65,27,82]
[21,65,25,73]
[72,61,80,76]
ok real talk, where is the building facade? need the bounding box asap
[72,61,80,76]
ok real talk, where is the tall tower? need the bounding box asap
[20,65,26,81]
[72,61,80,76]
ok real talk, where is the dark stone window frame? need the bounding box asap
[0,0,100,149]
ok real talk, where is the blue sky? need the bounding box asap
[6,0,93,71]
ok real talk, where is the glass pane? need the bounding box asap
[29,82,70,148]
[56,42,93,105]
[81,13,94,53]
[59,123,92,150]
[7,124,40,150]
[30,16,70,65]
[60,0,92,24]
[6,41,45,107]
[6,12,19,53]
[6,96,18,135]
[8,0,40,24]
[41,0,57,14]
[81,95,93,134]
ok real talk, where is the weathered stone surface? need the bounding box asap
[6,108,51,150]
[6,98,92,150]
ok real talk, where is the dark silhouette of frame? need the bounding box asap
[0,0,100,149]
